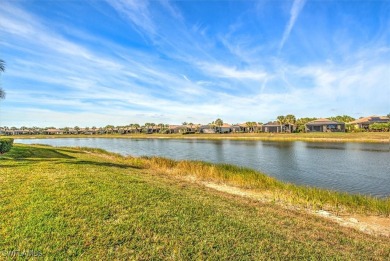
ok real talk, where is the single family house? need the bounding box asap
[348,116,389,130]
[261,122,295,133]
[305,118,345,132]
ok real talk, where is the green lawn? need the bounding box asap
[1,144,389,259]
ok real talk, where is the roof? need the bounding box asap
[239,122,262,127]
[46,129,62,132]
[349,116,390,124]
[168,125,181,129]
[262,121,281,126]
[221,123,232,128]
[258,121,294,127]
[306,118,344,125]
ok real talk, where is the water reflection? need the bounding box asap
[305,142,347,150]
[306,142,389,152]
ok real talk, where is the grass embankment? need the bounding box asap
[7,131,390,143]
[1,144,389,259]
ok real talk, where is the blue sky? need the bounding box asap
[0,0,389,127]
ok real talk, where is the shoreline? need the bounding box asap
[11,144,389,213]
[5,132,390,143]
[1,144,389,259]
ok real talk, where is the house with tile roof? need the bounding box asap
[217,123,233,133]
[348,116,389,130]
[238,123,262,133]
[305,118,345,132]
[261,121,295,133]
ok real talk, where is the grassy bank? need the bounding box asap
[4,131,390,143]
[1,144,389,259]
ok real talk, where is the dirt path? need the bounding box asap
[183,176,390,238]
[87,150,390,238]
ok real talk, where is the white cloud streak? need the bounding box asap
[105,0,156,36]
[0,1,388,127]
[198,62,268,81]
[279,0,307,51]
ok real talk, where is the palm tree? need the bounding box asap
[246,121,258,133]
[282,115,296,132]
[158,123,166,133]
[143,123,149,133]
[150,123,156,133]
[195,124,201,133]
[105,125,114,134]
[277,115,286,125]
[214,118,223,133]
[0,59,5,99]
[0,60,5,72]
[133,123,141,133]
[285,114,296,125]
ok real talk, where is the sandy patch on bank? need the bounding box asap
[182,176,390,238]
[86,150,390,238]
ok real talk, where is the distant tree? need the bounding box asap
[0,138,13,154]
[143,123,150,133]
[245,121,257,133]
[295,117,317,132]
[214,118,223,127]
[0,59,5,72]
[370,122,390,132]
[182,122,188,126]
[285,114,296,124]
[214,118,223,133]
[74,126,80,134]
[387,113,390,118]
[252,121,258,132]
[195,124,201,133]
[329,115,355,123]
[188,122,194,132]
[276,115,285,124]
[133,123,141,133]
[0,59,5,99]
[157,123,166,133]
[104,125,114,134]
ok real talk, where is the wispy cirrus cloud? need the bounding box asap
[0,0,388,127]
[198,62,268,81]
[105,0,156,36]
[279,0,307,51]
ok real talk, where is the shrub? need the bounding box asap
[369,123,390,132]
[0,138,14,154]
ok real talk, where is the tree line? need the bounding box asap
[3,115,382,134]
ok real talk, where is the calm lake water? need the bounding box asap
[15,138,390,198]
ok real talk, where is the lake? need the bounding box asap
[15,138,390,198]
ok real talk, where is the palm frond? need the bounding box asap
[0,59,5,72]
